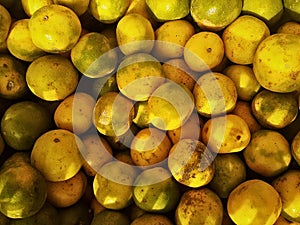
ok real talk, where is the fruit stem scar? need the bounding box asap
[43,15,49,21]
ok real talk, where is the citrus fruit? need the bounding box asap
[292,131,300,166]
[168,139,215,188]
[28,4,82,53]
[7,19,45,62]
[89,0,130,24]
[31,129,84,182]
[0,4,11,44]
[91,210,130,225]
[222,15,270,65]
[190,0,242,31]
[70,32,118,78]
[184,31,224,72]
[0,54,28,100]
[131,214,173,225]
[116,53,164,101]
[145,0,189,22]
[21,0,53,17]
[26,54,79,101]
[93,161,137,210]
[272,170,300,223]
[1,101,52,151]
[133,167,180,213]
[209,154,246,198]
[277,21,300,35]
[53,0,89,16]
[116,13,155,55]
[242,0,284,26]
[251,90,298,129]
[201,114,251,154]
[175,188,223,225]
[0,153,47,219]
[93,91,134,137]
[152,19,195,61]
[223,65,261,101]
[227,179,282,225]
[243,129,291,177]
[253,33,300,93]
[284,0,300,22]
[148,81,194,130]
[130,127,172,167]
[193,72,237,117]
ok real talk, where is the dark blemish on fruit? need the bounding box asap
[43,15,49,21]
[207,48,212,53]
[6,80,14,91]
[54,138,60,143]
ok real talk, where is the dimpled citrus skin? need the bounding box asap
[28,4,82,53]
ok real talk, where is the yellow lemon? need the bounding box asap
[21,0,53,17]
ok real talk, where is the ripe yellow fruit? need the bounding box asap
[227,179,282,225]
[253,33,300,93]
[31,129,84,182]
[29,4,82,53]
[184,31,224,72]
[21,0,53,17]
[53,0,89,16]
[222,15,270,65]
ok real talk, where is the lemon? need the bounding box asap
[228,179,282,225]
[190,0,242,31]
[184,31,224,72]
[53,0,89,16]
[0,4,11,44]
[21,0,53,17]
[222,15,270,65]
[116,13,155,55]
[277,21,300,35]
[7,19,45,62]
[29,4,82,53]
[242,0,284,26]
[145,0,189,22]
[89,0,130,24]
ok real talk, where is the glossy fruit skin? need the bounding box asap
[0,153,47,219]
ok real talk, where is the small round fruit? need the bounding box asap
[152,19,195,60]
[116,53,164,101]
[209,154,246,198]
[190,0,242,32]
[132,101,151,128]
[46,171,87,208]
[1,101,52,151]
[243,129,291,177]
[0,155,47,219]
[116,13,155,55]
[168,139,215,188]
[89,0,130,24]
[28,4,82,53]
[227,179,282,225]
[26,55,79,101]
[277,21,300,35]
[193,72,237,117]
[133,167,180,213]
[54,92,96,135]
[253,33,300,93]
[0,4,11,44]
[0,54,28,100]
[184,31,224,72]
[21,0,53,17]
[201,114,251,154]
[272,170,300,223]
[70,32,118,78]
[31,129,84,182]
[93,91,134,137]
[223,65,261,101]
[175,188,223,225]
[53,0,89,16]
[7,19,45,62]
[148,81,194,130]
[251,90,298,129]
[146,0,189,21]
[93,161,137,210]
[222,15,270,65]
[130,127,172,167]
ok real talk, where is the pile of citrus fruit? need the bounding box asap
[0,0,300,224]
